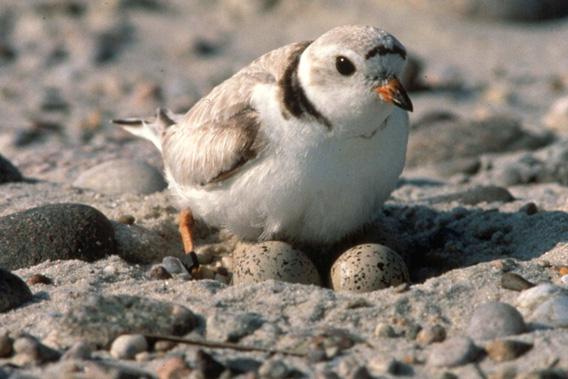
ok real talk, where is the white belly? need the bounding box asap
[168,108,408,245]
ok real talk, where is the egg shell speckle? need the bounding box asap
[330,243,409,293]
[232,241,321,286]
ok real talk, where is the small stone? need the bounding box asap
[221,256,233,271]
[416,325,446,345]
[501,272,534,291]
[194,266,216,280]
[331,244,409,292]
[117,215,136,225]
[427,186,514,205]
[26,274,53,285]
[368,355,398,374]
[195,350,225,379]
[232,241,321,285]
[73,159,166,195]
[61,341,92,360]
[405,323,422,341]
[148,265,173,280]
[0,269,33,313]
[485,339,533,362]
[157,356,192,379]
[258,359,289,379]
[110,334,148,360]
[467,302,526,340]
[0,331,13,358]
[162,256,189,275]
[195,248,214,265]
[0,154,23,184]
[154,340,176,352]
[428,336,480,367]
[516,283,564,312]
[544,95,568,131]
[0,203,116,270]
[530,293,568,328]
[519,202,539,215]
[12,335,61,365]
[374,323,396,338]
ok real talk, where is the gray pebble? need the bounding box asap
[12,335,61,366]
[467,302,526,340]
[368,355,398,374]
[0,203,116,270]
[0,269,33,313]
[232,241,321,286]
[61,341,92,361]
[258,359,289,379]
[330,244,409,292]
[530,293,568,328]
[428,336,480,367]
[73,159,166,195]
[195,349,226,379]
[110,334,148,360]
[50,294,197,348]
[426,186,514,205]
[0,154,23,184]
[162,256,191,275]
[501,272,535,291]
[373,323,396,338]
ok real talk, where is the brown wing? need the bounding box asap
[162,41,311,187]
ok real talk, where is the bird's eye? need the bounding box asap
[335,56,356,76]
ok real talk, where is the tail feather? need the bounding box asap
[112,108,178,151]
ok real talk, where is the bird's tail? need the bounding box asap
[112,108,180,152]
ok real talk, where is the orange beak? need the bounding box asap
[375,76,413,112]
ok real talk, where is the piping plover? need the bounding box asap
[114,25,412,252]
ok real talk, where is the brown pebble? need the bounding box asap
[485,339,532,362]
[117,214,136,225]
[157,356,192,379]
[501,272,534,291]
[0,332,13,358]
[149,265,173,280]
[27,273,53,285]
[416,324,446,345]
[558,266,568,276]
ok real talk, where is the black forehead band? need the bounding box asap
[365,44,407,60]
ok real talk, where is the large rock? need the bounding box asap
[47,294,197,348]
[73,159,166,195]
[0,203,116,270]
[407,115,551,168]
[0,268,33,313]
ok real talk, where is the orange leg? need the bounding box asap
[178,208,195,255]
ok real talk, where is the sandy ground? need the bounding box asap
[1,0,568,378]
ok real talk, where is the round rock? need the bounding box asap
[0,203,116,270]
[0,154,23,184]
[73,159,166,195]
[530,293,568,328]
[0,268,33,313]
[232,241,321,285]
[467,302,526,340]
[110,334,148,360]
[428,336,480,367]
[330,244,409,293]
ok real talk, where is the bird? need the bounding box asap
[114,25,413,255]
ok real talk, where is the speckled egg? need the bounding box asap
[330,244,409,292]
[232,241,321,286]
